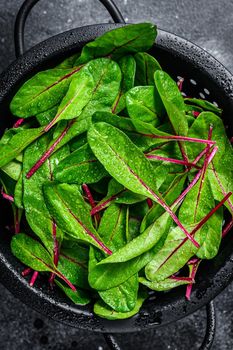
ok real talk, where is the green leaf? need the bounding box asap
[11,233,55,272]
[154,70,188,136]
[11,233,76,289]
[185,98,222,115]
[140,173,187,232]
[88,210,172,290]
[135,52,162,86]
[126,86,161,127]
[53,143,107,184]
[0,127,43,168]
[94,290,148,320]
[56,53,80,69]
[10,67,83,117]
[55,280,90,305]
[43,182,111,254]
[139,276,190,291]
[87,122,167,201]
[23,134,69,254]
[187,112,233,214]
[14,173,23,209]
[46,58,118,130]
[1,159,22,181]
[112,55,136,114]
[76,23,157,64]
[58,241,89,289]
[36,105,58,126]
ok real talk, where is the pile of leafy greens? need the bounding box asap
[0,23,232,320]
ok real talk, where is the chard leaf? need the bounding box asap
[140,173,187,232]
[145,207,222,281]
[43,182,111,254]
[185,98,222,115]
[10,67,83,117]
[135,52,162,86]
[14,173,23,209]
[11,233,76,290]
[139,276,190,291]
[94,290,148,320]
[154,70,188,135]
[55,280,90,305]
[88,210,172,290]
[112,55,136,114]
[126,86,161,127]
[188,112,233,213]
[97,204,138,312]
[56,53,80,69]
[36,105,58,126]
[1,159,22,181]
[23,134,69,254]
[76,23,157,64]
[45,58,118,131]
[53,143,107,184]
[11,233,55,272]
[58,241,89,289]
[0,127,43,168]
[87,122,166,200]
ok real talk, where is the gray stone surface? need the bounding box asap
[0,0,233,349]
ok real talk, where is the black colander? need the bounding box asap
[0,1,233,349]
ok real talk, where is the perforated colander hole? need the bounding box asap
[199,92,206,99]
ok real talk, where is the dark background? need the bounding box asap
[0,0,233,349]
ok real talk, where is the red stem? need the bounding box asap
[29,271,39,287]
[194,126,213,220]
[82,184,101,224]
[186,259,201,300]
[22,268,32,277]
[177,77,184,91]
[173,146,218,206]
[142,133,216,145]
[146,198,153,209]
[13,118,25,128]
[26,120,74,178]
[91,189,126,216]
[222,219,233,238]
[146,154,200,169]
[170,276,193,282]
[1,189,14,202]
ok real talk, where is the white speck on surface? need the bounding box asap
[43,10,47,15]
[199,92,206,99]
[204,88,210,95]
[98,347,103,350]
[124,0,128,5]
[67,18,72,23]
[190,78,197,85]
[125,17,129,22]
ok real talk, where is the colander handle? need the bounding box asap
[103,301,216,350]
[14,0,125,58]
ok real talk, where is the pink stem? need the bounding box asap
[192,146,209,165]
[177,77,184,91]
[194,126,213,220]
[191,192,232,236]
[1,189,14,202]
[146,154,200,169]
[91,190,126,216]
[142,133,216,145]
[147,198,153,208]
[222,219,233,238]
[186,259,201,300]
[13,118,25,128]
[192,111,201,118]
[54,270,77,291]
[14,208,20,234]
[82,184,101,224]
[26,120,74,178]
[173,146,218,206]
[22,268,32,277]
[230,137,233,143]
[211,164,233,213]
[29,271,39,287]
